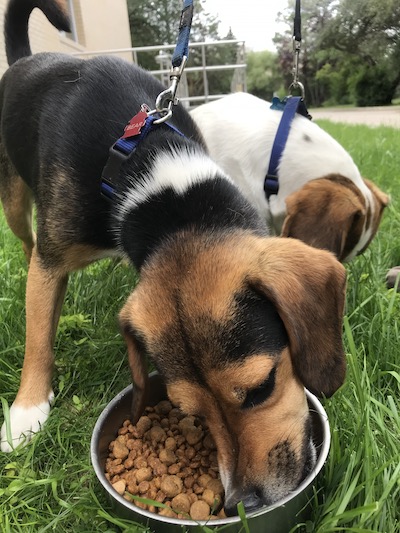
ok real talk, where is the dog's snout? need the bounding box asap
[241,490,263,513]
[224,489,263,517]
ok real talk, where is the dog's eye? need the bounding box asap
[242,367,276,409]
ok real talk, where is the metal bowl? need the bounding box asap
[91,372,330,532]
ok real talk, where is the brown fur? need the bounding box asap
[281,174,389,261]
[120,232,346,395]
[166,350,307,503]
[15,247,67,406]
[119,231,346,507]
[0,158,35,262]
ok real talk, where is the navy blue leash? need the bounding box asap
[294,0,301,43]
[171,0,193,68]
[264,96,311,200]
[155,0,194,122]
[264,0,312,201]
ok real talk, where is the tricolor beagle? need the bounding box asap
[191,92,389,262]
[0,0,346,515]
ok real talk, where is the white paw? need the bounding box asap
[1,392,54,452]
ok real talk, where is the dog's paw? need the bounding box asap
[386,266,400,290]
[1,392,54,452]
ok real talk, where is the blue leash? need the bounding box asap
[264,96,312,199]
[264,96,305,199]
[264,0,312,200]
[101,0,193,201]
[171,0,193,68]
[155,0,193,121]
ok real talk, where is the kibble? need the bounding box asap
[190,499,211,521]
[106,400,224,520]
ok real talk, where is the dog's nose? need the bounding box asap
[224,489,262,516]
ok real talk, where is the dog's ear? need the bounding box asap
[119,312,149,424]
[363,178,389,208]
[252,237,346,397]
[281,177,367,261]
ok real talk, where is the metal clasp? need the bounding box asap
[289,80,305,99]
[289,37,305,99]
[151,56,187,124]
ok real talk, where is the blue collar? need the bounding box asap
[264,96,311,200]
[101,113,184,201]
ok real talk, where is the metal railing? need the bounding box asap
[74,40,247,108]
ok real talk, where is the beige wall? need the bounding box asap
[0,0,133,75]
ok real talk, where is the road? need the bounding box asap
[310,106,400,128]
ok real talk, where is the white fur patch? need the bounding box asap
[115,147,232,225]
[0,391,54,452]
[192,92,376,253]
[218,464,232,501]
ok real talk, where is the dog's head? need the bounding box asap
[281,174,389,262]
[119,233,346,514]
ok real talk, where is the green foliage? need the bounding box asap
[351,66,394,107]
[314,50,356,106]
[126,0,220,70]
[246,50,285,101]
[126,0,240,99]
[274,0,400,106]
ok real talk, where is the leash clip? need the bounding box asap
[292,37,301,83]
[290,37,305,99]
[289,80,305,99]
[152,56,187,124]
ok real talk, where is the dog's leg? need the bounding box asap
[1,247,68,452]
[0,170,35,262]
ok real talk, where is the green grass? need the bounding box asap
[1,121,400,532]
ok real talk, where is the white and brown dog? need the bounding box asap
[191,92,389,262]
[0,0,347,515]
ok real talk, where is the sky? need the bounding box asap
[202,0,289,52]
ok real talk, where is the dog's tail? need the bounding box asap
[4,0,71,66]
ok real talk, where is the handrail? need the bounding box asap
[73,40,247,107]
[72,39,245,56]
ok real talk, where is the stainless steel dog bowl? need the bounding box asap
[91,372,330,532]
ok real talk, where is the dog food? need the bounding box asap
[105,400,226,521]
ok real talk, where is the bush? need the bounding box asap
[352,66,394,106]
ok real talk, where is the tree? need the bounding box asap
[246,50,285,101]
[273,0,337,106]
[318,0,400,105]
[126,0,241,100]
[127,0,220,70]
[274,0,400,106]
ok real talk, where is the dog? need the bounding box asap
[0,0,347,515]
[191,92,389,262]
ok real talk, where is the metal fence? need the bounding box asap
[74,40,247,108]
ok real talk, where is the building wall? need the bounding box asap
[0,0,133,75]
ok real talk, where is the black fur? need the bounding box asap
[227,290,288,361]
[120,177,265,269]
[0,43,267,269]
[5,0,71,65]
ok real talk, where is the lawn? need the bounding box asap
[0,121,399,532]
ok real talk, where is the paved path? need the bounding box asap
[310,106,400,128]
